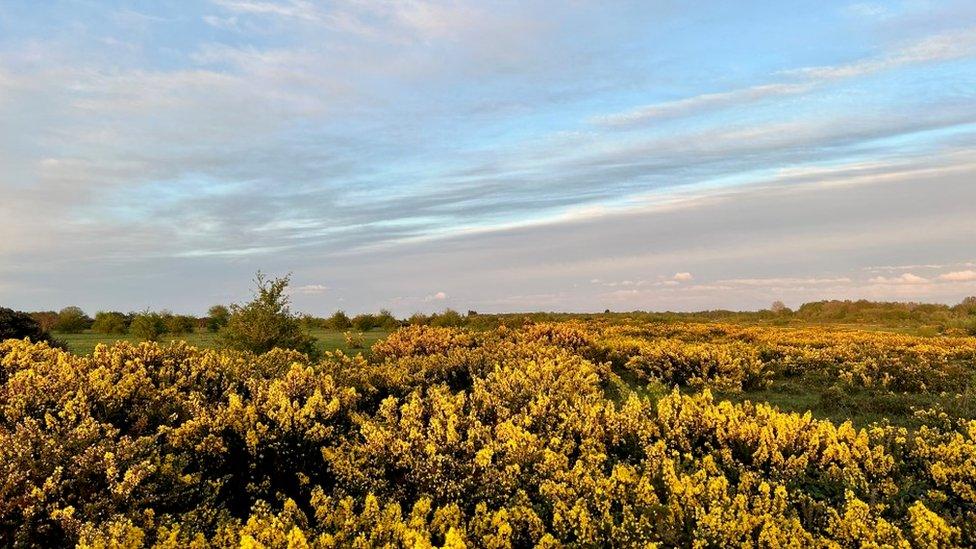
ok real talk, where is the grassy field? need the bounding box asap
[54,328,389,356]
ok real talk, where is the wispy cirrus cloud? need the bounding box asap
[594,26,976,128]
[1,1,975,314]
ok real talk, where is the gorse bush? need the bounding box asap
[1,320,974,547]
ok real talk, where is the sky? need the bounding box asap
[1,0,975,316]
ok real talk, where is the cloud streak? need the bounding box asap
[595,26,976,128]
[0,1,974,313]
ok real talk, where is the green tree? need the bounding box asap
[53,306,90,333]
[129,311,165,342]
[408,312,431,326]
[326,310,352,330]
[431,308,464,327]
[91,311,127,334]
[218,272,316,356]
[376,309,400,329]
[351,313,377,332]
[165,314,197,335]
[206,305,230,333]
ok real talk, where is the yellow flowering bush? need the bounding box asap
[2,318,975,547]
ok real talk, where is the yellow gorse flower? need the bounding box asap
[0,318,972,547]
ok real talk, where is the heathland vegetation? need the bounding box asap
[1,286,975,546]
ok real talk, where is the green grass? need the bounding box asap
[712,374,976,430]
[54,328,389,356]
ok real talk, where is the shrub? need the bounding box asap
[164,314,196,335]
[52,306,91,333]
[0,307,60,345]
[129,311,165,341]
[376,309,401,329]
[326,310,352,330]
[206,304,230,333]
[218,272,316,357]
[408,313,431,325]
[351,313,378,332]
[430,308,465,327]
[91,311,128,334]
[344,331,365,349]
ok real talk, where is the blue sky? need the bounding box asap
[1,0,975,315]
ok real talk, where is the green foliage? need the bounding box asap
[218,272,316,357]
[91,311,128,334]
[206,304,230,333]
[966,317,976,337]
[408,312,430,325]
[52,306,91,333]
[163,313,196,335]
[326,310,352,330]
[351,313,378,332]
[430,308,465,327]
[0,307,60,346]
[129,311,165,341]
[376,309,401,329]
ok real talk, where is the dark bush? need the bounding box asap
[0,307,61,346]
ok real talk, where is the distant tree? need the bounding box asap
[431,309,464,328]
[91,311,127,334]
[408,313,430,326]
[770,301,791,314]
[165,314,197,335]
[957,296,976,315]
[467,310,478,317]
[29,311,59,332]
[0,307,61,346]
[53,306,91,333]
[206,305,231,333]
[376,309,400,329]
[326,310,352,330]
[129,311,165,342]
[218,272,316,356]
[299,313,320,330]
[351,313,378,332]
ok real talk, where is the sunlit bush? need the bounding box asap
[2,319,975,546]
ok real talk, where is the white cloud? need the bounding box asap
[868,273,930,285]
[672,272,694,282]
[594,83,813,126]
[720,277,852,286]
[425,291,447,301]
[292,283,329,294]
[212,0,321,22]
[938,270,976,282]
[595,26,976,128]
